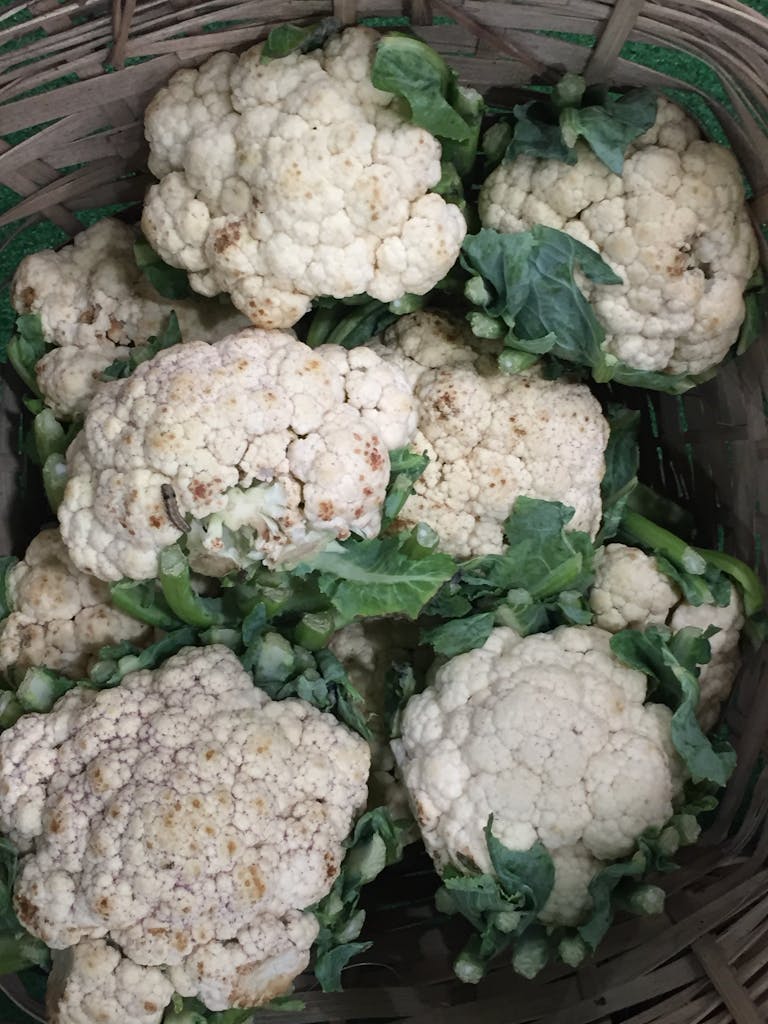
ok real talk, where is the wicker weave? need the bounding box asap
[1,2,768,1022]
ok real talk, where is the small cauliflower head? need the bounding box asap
[47,940,174,1024]
[141,27,466,327]
[372,311,609,555]
[329,619,418,827]
[0,528,150,681]
[589,543,744,730]
[392,625,684,926]
[11,218,248,419]
[58,329,418,581]
[0,645,370,1018]
[479,98,759,377]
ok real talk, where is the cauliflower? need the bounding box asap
[590,543,744,730]
[329,619,418,827]
[57,329,418,582]
[590,544,681,632]
[392,625,684,926]
[0,528,150,681]
[0,644,370,1020]
[141,27,466,328]
[47,940,173,1024]
[371,311,609,554]
[479,97,759,377]
[11,219,248,419]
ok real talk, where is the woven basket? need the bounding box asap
[2,1,768,1022]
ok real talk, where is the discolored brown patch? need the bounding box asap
[149,514,164,528]
[213,222,242,254]
[144,1003,158,1014]
[78,306,97,324]
[18,286,36,309]
[318,500,335,521]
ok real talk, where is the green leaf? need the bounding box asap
[260,17,341,62]
[610,625,737,786]
[42,452,68,513]
[101,311,182,381]
[505,80,656,174]
[421,612,495,657]
[7,314,48,395]
[461,226,620,377]
[485,819,555,915]
[0,557,18,620]
[301,532,455,623]
[371,33,473,143]
[440,83,485,179]
[598,405,640,543]
[381,447,429,528]
[313,940,371,992]
[559,87,657,174]
[134,238,193,299]
[110,579,182,631]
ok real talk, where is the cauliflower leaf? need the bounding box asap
[260,17,341,62]
[133,236,194,300]
[610,624,737,785]
[101,311,181,381]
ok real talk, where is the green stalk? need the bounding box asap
[17,667,76,712]
[42,452,68,512]
[0,692,23,730]
[110,579,182,631]
[294,611,336,651]
[0,557,18,619]
[692,547,765,618]
[621,510,707,574]
[158,544,226,628]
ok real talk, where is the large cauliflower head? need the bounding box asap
[590,543,744,730]
[371,311,609,555]
[0,645,370,1019]
[0,529,150,681]
[479,98,759,377]
[11,219,248,419]
[141,27,466,328]
[392,625,684,926]
[57,329,418,581]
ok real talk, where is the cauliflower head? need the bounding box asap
[0,644,370,1017]
[589,543,744,730]
[392,625,684,926]
[0,528,150,681]
[479,98,759,377]
[11,218,248,419]
[372,311,609,555]
[58,329,418,581]
[141,27,466,328]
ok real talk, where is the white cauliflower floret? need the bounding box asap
[479,98,759,378]
[591,543,681,631]
[371,311,609,554]
[589,543,744,730]
[0,528,150,680]
[329,620,419,828]
[142,27,466,328]
[57,330,418,581]
[47,939,174,1024]
[0,645,370,1015]
[11,219,248,419]
[392,625,684,926]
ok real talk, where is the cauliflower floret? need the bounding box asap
[0,645,370,1014]
[57,330,418,581]
[371,311,609,554]
[589,543,744,730]
[0,529,150,681]
[142,27,466,328]
[590,543,681,631]
[47,939,174,1024]
[11,218,249,419]
[392,625,684,926]
[479,98,759,378]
